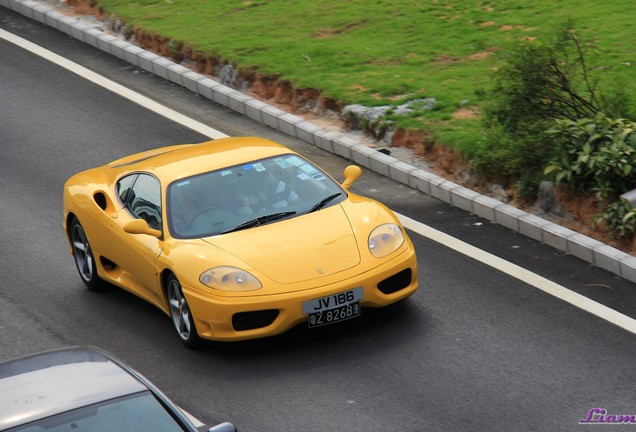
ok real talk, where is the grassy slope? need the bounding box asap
[93,0,636,155]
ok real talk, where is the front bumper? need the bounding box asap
[183,248,418,341]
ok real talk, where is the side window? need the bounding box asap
[116,174,138,205]
[128,174,162,231]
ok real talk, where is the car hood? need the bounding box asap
[202,206,361,284]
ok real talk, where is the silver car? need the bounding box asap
[0,346,236,432]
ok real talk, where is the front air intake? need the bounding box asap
[232,309,279,331]
[377,269,412,294]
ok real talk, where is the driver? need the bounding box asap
[169,181,206,235]
[238,168,299,214]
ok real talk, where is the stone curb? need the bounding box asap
[5,0,636,284]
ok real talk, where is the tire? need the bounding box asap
[166,273,201,349]
[70,218,103,291]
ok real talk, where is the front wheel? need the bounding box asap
[167,274,201,349]
[70,218,103,291]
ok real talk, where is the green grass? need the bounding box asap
[93,0,636,154]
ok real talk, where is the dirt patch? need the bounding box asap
[312,21,367,38]
[433,50,495,64]
[392,129,432,155]
[432,54,456,64]
[313,28,338,38]
[350,84,371,92]
[246,74,341,113]
[468,51,494,61]
[556,189,601,228]
[391,130,466,177]
[63,0,105,17]
[428,145,467,176]
[452,107,478,119]
[551,189,635,252]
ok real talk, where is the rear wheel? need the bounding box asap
[167,273,201,349]
[70,218,103,290]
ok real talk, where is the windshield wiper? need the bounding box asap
[221,211,296,234]
[308,193,342,213]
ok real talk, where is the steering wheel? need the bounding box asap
[264,176,293,209]
[188,206,224,230]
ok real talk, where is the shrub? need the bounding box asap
[544,113,636,239]
[601,200,636,241]
[544,114,636,194]
[473,125,553,202]
[475,22,631,202]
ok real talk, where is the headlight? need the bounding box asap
[199,266,262,291]
[368,223,405,258]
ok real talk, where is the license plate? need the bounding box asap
[308,302,361,328]
[303,287,364,328]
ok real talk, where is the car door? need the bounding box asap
[107,173,165,305]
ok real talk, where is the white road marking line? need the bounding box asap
[4,28,635,335]
[180,407,205,428]
[399,214,636,335]
[0,29,229,140]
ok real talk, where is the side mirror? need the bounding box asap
[341,165,362,190]
[208,423,237,432]
[123,219,161,238]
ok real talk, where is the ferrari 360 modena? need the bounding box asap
[63,137,418,348]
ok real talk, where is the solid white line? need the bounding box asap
[4,27,635,335]
[398,214,636,335]
[180,408,205,428]
[0,28,229,140]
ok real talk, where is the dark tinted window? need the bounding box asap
[116,174,138,204]
[9,392,188,432]
[167,154,344,238]
[129,174,162,231]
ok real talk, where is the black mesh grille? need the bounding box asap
[377,269,412,294]
[232,309,279,331]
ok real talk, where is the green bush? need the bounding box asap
[601,200,636,240]
[544,114,636,194]
[473,125,553,202]
[475,22,631,202]
[544,113,636,239]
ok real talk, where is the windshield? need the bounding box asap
[167,154,345,238]
[9,392,189,432]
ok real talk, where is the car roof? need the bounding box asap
[106,136,293,183]
[0,346,148,430]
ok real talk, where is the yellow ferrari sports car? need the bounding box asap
[63,137,418,348]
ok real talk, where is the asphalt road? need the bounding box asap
[2,8,636,432]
